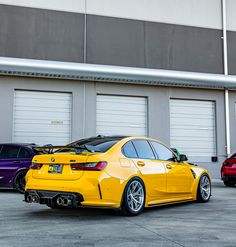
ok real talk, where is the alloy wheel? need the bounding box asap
[200,175,211,201]
[14,171,27,193]
[127,180,144,212]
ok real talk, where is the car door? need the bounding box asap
[128,139,166,200]
[150,141,194,196]
[0,145,21,185]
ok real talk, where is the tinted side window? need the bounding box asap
[151,141,175,161]
[132,140,155,159]
[123,141,138,158]
[0,146,20,159]
[18,148,32,159]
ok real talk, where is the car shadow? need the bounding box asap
[0,188,18,193]
[25,207,122,220]
[144,200,195,213]
[25,201,197,220]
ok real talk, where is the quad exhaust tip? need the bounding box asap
[56,196,72,207]
[26,193,74,207]
[27,195,33,203]
[27,194,39,203]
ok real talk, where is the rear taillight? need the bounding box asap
[70,161,107,171]
[30,163,43,170]
[223,162,233,167]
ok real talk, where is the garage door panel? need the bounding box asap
[97,122,146,128]
[170,108,214,116]
[97,95,145,103]
[13,91,72,145]
[97,115,146,124]
[171,119,215,126]
[171,129,215,137]
[15,136,70,145]
[14,119,71,124]
[97,104,145,112]
[14,124,70,132]
[170,99,216,162]
[96,126,145,136]
[14,111,71,119]
[172,140,215,148]
[14,131,70,137]
[96,95,147,136]
[15,91,71,98]
[14,103,71,110]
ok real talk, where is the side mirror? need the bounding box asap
[178,154,188,162]
[171,148,180,157]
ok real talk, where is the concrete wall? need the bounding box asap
[0,75,227,178]
[87,15,223,73]
[0,5,224,73]
[0,5,84,62]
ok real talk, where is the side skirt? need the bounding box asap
[147,198,194,208]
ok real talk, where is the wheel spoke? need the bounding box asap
[126,180,144,212]
[133,187,141,196]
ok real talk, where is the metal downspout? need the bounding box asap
[83,0,87,136]
[222,0,231,156]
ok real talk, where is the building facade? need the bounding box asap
[1,0,236,178]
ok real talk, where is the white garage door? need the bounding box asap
[96,95,147,136]
[170,99,216,162]
[13,90,72,145]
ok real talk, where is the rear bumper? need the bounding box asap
[25,190,84,207]
[222,175,236,183]
[25,173,123,208]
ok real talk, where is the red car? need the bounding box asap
[221,153,236,187]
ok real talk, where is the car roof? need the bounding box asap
[0,143,38,148]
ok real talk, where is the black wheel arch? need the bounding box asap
[13,168,28,188]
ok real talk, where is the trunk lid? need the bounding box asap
[32,153,90,181]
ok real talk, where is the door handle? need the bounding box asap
[166,164,172,169]
[137,161,145,167]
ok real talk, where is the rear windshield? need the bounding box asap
[65,138,120,153]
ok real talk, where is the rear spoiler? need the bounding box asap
[32,145,77,154]
[32,144,101,154]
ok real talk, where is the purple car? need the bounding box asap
[0,143,39,193]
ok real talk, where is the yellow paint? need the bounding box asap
[25,136,210,208]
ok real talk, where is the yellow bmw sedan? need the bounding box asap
[25,136,211,216]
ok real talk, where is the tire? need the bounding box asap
[121,177,145,216]
[197,174,211,203]
[14,170,27,194]
[224,181,235,187]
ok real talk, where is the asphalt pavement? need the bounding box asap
[0,180,235,247]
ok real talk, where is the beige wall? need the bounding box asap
[0,0,85,13]
[0,0,223,29]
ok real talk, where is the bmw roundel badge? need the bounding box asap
[51,157,55,162]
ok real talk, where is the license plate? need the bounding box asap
[48,164,63,174]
